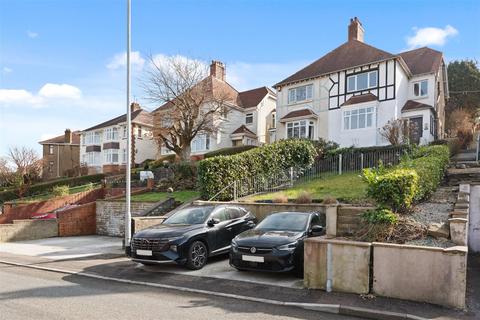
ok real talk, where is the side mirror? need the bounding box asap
[207,218,220,227]
[310,225,324,236]
[247,220,256,228]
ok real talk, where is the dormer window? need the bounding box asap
[347,70,378,93]
[288,84,313,104]
[246,113,253,124]
[413,80,428,97]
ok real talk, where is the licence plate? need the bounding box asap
[242,255,264,263]
[136,249,153,256]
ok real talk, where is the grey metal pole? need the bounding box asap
[125,0,132,248]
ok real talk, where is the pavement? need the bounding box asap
[1,236,479,320]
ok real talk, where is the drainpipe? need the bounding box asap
[57,146,60,178]
[326,243,332,292]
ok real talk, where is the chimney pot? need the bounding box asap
[348,17,364,42]
[210,60,226,81]
[130,102,141,112]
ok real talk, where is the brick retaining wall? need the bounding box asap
[57,202,96,236]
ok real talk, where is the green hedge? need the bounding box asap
[204,145,258,158]
[198,139,317,200]
[0,173,105,204]
[327,144,411,156]
[362,145,450,212]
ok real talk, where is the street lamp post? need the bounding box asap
[125,0,132,248]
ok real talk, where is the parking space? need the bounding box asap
[137,254,303,289]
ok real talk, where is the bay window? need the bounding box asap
[104,149,119,163]
[286,120,314,139]
[83,152,100,166]
[343,107,374,130]
[191,134,210,153]
[288,84,313,104]
[104,127,118,141]
[347,70,378,92]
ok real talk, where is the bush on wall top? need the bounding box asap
[204,145,258,158]
[198,139,317,200]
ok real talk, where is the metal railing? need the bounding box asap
[208,145,411,201]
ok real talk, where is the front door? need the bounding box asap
[409,117,423,144]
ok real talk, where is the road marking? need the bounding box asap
[0,259,427,320]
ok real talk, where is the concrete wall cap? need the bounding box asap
[443,245,468,254]
[448,218,468,223]
[194,200,330,208]
[305,236,372,247]
[373,242,468,254]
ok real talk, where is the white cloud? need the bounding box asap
[406,25,458,49]
[2,67,12,73]
[0,83,82,107]
[38,83,81,99]
[107,51,145,70]
[27,30,38,38]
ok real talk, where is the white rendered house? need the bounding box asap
[79,103,158,174]
[155,61,277,158]
[273,17,448,147]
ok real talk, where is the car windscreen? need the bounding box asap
[255,213,309,232]
[163,206,214,225]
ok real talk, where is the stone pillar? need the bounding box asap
[449,218,468,246]
[325,206,338,237]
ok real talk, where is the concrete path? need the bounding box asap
[469,186,480,253]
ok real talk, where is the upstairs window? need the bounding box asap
[271,112,276,129]
[288,84,313,104]
[343,107,374,130]
[347,71,378,93]
[413,80,428,97]
[85,131,101,145]
[104,128,118,141]
[191,134,210,153]
[246,113,253,124]
[49,145,54,155]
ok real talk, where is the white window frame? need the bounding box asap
[104,149,119,164]
[104,127,119,141]
[245,113,253,125]
[413,79,428,98]
[288,84,313,104]
[191,134,210,153]
[85,131,101,145]
[49,145,54,155]
[84,152,100,166]
[123,126,127,138]
[286,120,315,139]
[343,106,375,130]
[271,111,276,129]
[347,70,378,93]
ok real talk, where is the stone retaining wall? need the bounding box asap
[132,216,166,233]
[336,206,372,236]
[0,219,58,242]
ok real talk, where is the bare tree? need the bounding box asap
[142,56,234,161]
[5,147,43,197]
[379,119,409,145]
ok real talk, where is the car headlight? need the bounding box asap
[231,239,238,252]
[170,245,178,252]
[168,236,185,243]
[275,242,298,251]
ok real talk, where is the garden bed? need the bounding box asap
[121,190,199,203]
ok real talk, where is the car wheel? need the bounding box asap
[186,241,208,270]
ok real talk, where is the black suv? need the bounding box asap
[230,212,324,274]
[126,205,256,270]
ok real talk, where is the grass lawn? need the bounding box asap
[129,190,200,203]
[19,184,101,203]
[246,172,370,204]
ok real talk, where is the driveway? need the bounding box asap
[0,236,302,289]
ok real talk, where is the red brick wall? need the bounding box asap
[104,187,148,199]
[0,188,105,224]
[57,202,96,236]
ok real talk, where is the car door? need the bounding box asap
[227,207,255,236]
[208,207,233,252]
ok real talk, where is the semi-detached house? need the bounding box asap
[273,17,448,147]
[79,103,158,174]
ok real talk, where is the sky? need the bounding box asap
[1,0,479,157]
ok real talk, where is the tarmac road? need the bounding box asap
[0,264,362,320]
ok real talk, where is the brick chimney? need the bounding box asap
[348,17,364,42]
[64,129,72,144]
[210,60,225,81]
[130,102,141,112]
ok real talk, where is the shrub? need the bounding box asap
[363,168,419,212]
[84,182,95,191]
[295,191,312,204]
[272,193,288,203]
[52,185,69,197]
[198,139,317,200]
[362,207,398,225]
[326,144,410,157]
[310,139,339,158]
[148,154,177,169]
[321,195,338,205]
[204,145,257,158]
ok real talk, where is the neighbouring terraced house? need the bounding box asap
[155,60,277,159]
[79,103,158,174]
[273,17,448,147]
